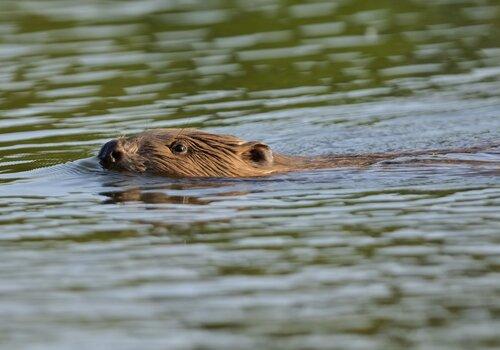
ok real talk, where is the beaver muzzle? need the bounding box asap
[98,140,123,169]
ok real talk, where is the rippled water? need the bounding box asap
[1,0,499,349]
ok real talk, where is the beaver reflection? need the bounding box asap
[101,188,209,205]
[101,186,250,205]
[98,128,499,178]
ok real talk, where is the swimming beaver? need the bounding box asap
[98,128,496,178]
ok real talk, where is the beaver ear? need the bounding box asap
[240,142,273,166]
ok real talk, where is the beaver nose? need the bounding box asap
[98,140,124,169]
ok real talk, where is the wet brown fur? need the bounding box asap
[99,128,498,178]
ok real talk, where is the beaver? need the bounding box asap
[98,128,497,178]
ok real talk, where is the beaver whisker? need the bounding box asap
[174,128,186,140]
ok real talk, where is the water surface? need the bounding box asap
[0,0,499,349]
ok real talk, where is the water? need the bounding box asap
[1,0,499,349]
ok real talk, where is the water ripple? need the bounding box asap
[0,0,499,349]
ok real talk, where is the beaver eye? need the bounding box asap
[171,142,188,154]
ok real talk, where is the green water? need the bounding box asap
[0,0,499,349]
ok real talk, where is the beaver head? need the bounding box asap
[98,128,277,178]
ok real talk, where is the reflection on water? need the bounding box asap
[101,189,211,205]
[0,0,499,349]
